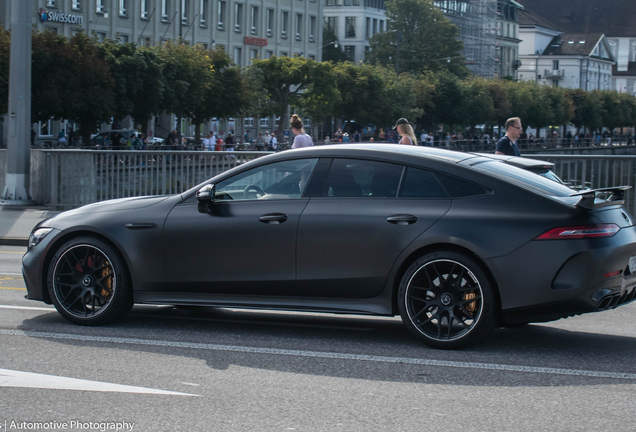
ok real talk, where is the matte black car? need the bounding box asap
[475,153,565,184]
[22,145,636,349]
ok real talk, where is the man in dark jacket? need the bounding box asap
[495,117,522,156]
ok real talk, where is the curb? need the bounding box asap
[0,238,28,247]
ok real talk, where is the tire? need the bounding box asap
[397,250,496,349]
[47,236,133,326]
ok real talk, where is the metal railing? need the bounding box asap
[531,154,636,216]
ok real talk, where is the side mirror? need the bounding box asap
[197,184,216,213]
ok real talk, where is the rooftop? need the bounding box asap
[542,33,605,57]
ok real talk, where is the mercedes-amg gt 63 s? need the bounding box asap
[22,145,636,349]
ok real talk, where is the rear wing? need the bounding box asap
[570,186,631,209]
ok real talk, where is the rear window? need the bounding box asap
[475,161,574,197]
[399,168,449,199]
[437,174,488,198]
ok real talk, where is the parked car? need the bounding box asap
[23,145,636,349]
[90,129,138,149]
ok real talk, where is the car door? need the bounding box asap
[162,158,319,295]
[296,159,452,299]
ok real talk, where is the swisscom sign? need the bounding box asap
[38,8,84,25]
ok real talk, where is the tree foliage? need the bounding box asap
[321,21,348,63]
[366,0,468,77]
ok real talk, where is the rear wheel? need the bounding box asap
[47,237,133,325]
[398,250,496,349]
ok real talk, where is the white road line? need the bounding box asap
[0,368,198,396]
[0,273,23,276]
[1,329,635,381]
[0,305,55,311]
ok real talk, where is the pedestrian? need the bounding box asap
[203,132,213,151]
[495,117,522,156]
[393,118,417,145]
[255,132,265,151]
[166,129,178,150]
[269,133,277,151]
[58,129,67,146]
[445,132,452,148]
[324,135,331,144]
[31,126,36,146]
[225,133,236,152]
[342,133,350,143]
[216,135,223,151]
[420,130,427,144]
[290,114,314,148]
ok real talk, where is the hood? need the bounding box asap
[56,195,170,217]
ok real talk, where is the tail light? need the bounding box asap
[535,224,620,240]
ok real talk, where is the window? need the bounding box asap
[96,0,105,13]
[309,54,315,60]
[267,9,274,36]
[324,159,404,198]
[245,117,255,127]
[72,0,81,11]
[181,0,188,24]
[327,17,338,36]
[281,51,288,57]
[266,50,273,59]
[380,20,384,32]
[260,117,269,127]
[326,0,334,5]
[218,1,225,29]
[200,0,208,25]
[119,0,128,16]
[39,120,53,137]
[345,17,356,38]
[251,6,258,34]
[250,49,258,64]
[296,14,302,40]
[234,47,242,65]
[119,34,129,43]
[553,60,559,70]
[235,3,243,31]
[365,17,370,38]
[399,168,448,199]
[140,0,149,18]
[215,159,319,201]
[281,11,289,37]
[162,0,169,20]
[310,16,316,41]
[96,32,106,42]
[373,18,377,35]
[344,0,351,5]
[344,45,355,62]
[46,0,56,7]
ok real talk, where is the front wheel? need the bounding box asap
[398,250,497,349]
[47,236,133,326]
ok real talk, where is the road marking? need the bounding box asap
[0,251,24,254]
[1,329,635,381]
[0,368,198,396]
[0,287,26,291]
[0,305,55,311]
[0,273,23,276]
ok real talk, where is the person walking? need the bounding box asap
[269,133,277,151]
[394,118,417,145]
[255,131,265,151]
[495,117,522,156]
[290,114,314,149]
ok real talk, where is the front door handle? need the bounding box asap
[259,213,288,224]
[387,214,418,225]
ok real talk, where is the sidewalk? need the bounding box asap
[0,206,60,246]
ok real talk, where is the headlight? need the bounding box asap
[28,228,54,249]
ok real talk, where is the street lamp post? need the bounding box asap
[2,0,33,204]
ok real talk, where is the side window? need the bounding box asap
[324,159,403,198]
[437,173,488,198]
[215,159,318,201]
[399,168,449,199]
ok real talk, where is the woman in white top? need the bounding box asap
[394,118,417,145]
[290,114,314,148]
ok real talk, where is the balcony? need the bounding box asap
[544,69,565,79]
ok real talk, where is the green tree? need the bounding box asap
[102,41,164,133]
[487,79,511,131]
[190,48,251,144]
[157,41,215,141]
[249,56,338,139]
[32,31,116,145]
[0,26,9,116]
[321,21,347,63]
[366,0,468,77]
[428,71,464,128]
[462,78,495,133]
[376,68,423,130]
[330,62,385,127]
[566,88,602,134]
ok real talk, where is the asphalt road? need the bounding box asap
[1,245,636,432]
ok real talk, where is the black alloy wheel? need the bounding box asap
[47,237,133,325]
[398,250,496,349]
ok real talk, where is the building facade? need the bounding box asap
[1,0,322,143]
[322,0,386,64]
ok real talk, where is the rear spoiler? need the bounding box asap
[570,186,631,209]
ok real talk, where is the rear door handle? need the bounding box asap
[259,213,288,224]
[387,214,418,225]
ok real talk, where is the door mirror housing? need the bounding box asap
[197,184,216,213]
